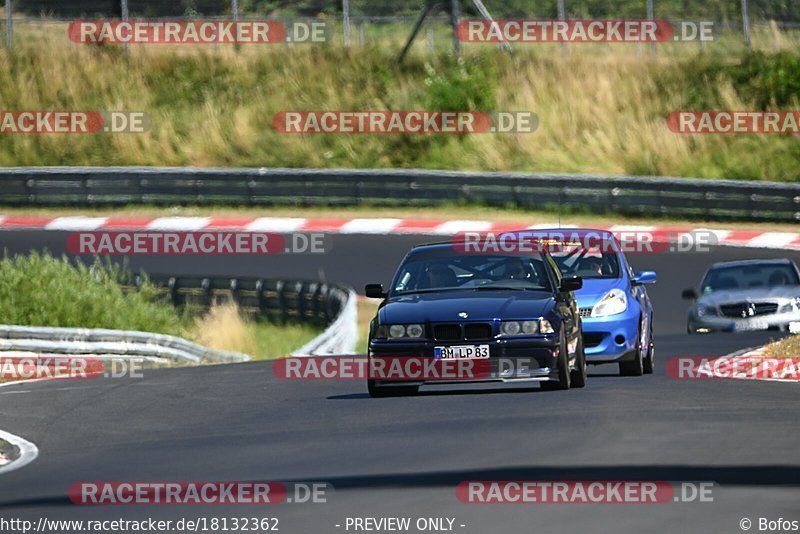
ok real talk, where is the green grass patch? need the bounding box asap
[0,252,189,333]
[0,252,322,361]
[250,321,322,360]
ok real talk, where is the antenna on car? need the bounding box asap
[398,0,511,63]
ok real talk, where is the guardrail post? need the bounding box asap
[646,0,656,58]
[229,278,240,306]
[310,282,322,323]
[255,279,267,319]
[557,0,567,56]
[741,0,751,49]
[297,282,308,321]
[276,280,287,323]
[4,0,12,49]
[342,0,351,47]
[120,0,129,53]
[168,277,178,307]
[201,278,212,308]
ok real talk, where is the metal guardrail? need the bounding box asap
[131,274,359,355]
[0,325,250,363]
[0,276,358,362]
[0,167,798,222]
[132,274,352,329]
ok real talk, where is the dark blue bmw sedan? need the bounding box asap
[364,242,586,397]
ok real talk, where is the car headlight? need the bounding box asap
[406,324,424,338]
[500,320,547,336]
[591,289,627,317]
[376,324,425,339]
[696,304,717,317]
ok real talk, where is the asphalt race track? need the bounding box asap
[0,230,798,534]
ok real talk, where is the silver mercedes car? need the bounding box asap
[683,259,800,333]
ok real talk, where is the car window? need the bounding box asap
[392,253,553,294]
[700,264,800,293]
[550,246,621,279]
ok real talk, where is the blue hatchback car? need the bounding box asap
[549,229,657,376]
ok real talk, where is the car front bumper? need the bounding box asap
[368,336,562,386]
[688,311,800,333]
[581,308,640,364]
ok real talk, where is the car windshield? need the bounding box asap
[550,246,621,280]
[700,263,800,293]
[391,251,553,294]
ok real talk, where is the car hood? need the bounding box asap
[697,286,800,306]
[380,290,556,324]
[574,278,627,308]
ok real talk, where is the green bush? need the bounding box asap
[422,56,496,112]
[0,253,187,334]
[674,51,800,108]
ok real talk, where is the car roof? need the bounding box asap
[408,241,548,256]
[708,258,796,269]
[414,228,618,250]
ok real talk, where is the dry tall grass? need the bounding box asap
[1,21,798,180]
[189,302,321,359]
[191,302,259,356]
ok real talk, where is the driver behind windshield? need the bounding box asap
[424,264,458,288]
[503,258,529,280]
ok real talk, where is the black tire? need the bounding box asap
[643,323,655,375]
[619,322,644,377]
[569,336,587,388]
[541,332,571,391]
[367,380,419,398]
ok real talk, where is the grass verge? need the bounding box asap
[1,28,800,180]
[193,302,321,360]
[0,253,322,366]
[764,335,800,359]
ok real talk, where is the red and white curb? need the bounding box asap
[1,216,799,250]
[711,344,799,383]
[0,428,39,475]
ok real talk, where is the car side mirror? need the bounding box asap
[681,288,698,300]
[632,271,657,285]
[365,283,388,299]
[559,276,583,293]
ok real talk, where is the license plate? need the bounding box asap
[434,345,490,360]
[790,322,800,334]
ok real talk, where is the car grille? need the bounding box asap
[433,323,494,341]
[718,302,779,318]
[583,332,604,348]
[464,323,493,340]
[579,307,593,318]
[433,324,462,341]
